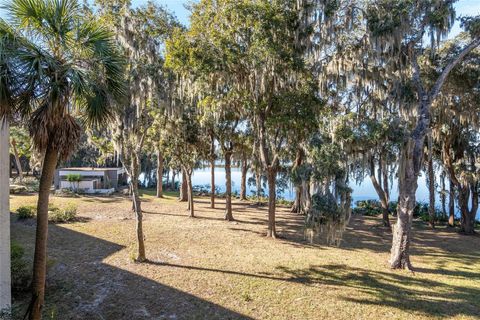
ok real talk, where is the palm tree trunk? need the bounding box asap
[240,157,247,201]
[224,151,234,221]
[266,168,277,238]
[0,122,11,313]
[131,154,146,262]
[156,150,163,198]
[30,143,58,320]
[210,159,215,208]
[11,138,23,183]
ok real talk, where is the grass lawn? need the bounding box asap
[9,192,480,320]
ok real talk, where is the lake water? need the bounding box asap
[159,167,478,219]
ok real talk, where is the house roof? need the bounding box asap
[59,167,123,171]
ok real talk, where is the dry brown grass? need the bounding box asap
[9,191,480,320]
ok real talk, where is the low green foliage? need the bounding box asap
[48,203,78,223]
[353,200,383,216]
[11,241,30,293]
[66,174,82,182]
[16,205,36,219]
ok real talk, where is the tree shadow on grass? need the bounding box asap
[11,222,252,320]
[274,263,480,318]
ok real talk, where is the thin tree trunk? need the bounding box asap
[266,168,277,238]
[165,167,170,189]
[240,156,247,201]
[0,122,11,313]
[427,135,435,228]
[440,171,447,221]
[210,159,215,208]
[171,169,176,190]
[29,143,58,320]
[11,138,23,183]
[186,171,194,217]
[179,169,187,201]
[390,140,417,270]
[255,169,262,203]
[369,157,390,228]
[131,154,146,262]
[156,150,163,198]
[224,151,234,221]
[291,148,303,213]
[448,179,455,227]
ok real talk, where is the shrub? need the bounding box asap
[11,241,30,293]
[353,200,382,216]
[16,205,36,219]
[48,203,78,223]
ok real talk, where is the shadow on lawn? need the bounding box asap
[148,261,480,318]
[11,222,251,320]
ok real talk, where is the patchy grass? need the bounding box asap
[10,192,480,320]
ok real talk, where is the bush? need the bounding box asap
[48,203,77,223]
[11,241,30,293]
[16,205,36,219]
[353,200,382,216]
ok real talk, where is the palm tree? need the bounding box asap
[0,0,124,318]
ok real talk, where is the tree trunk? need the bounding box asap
[29,143,59,320]
[448,179,455,227]
[179,169,188,201]
[156,150,163,198]
[0,122,11,313]
[458,185,477,235]
[171,169,176,190]
[390,140,418,270]
[240,156,247,201]
[224,151,234,221]
[266,168,277,238]
[427,135,435,228]
[440,172,447,221]
[255,169,262,203]
[131,154,146,262]
[291,148,303,213]
[210,159,215,208]
[11,138,23,183]
[186,171,194,217]
[369,157,390,228]
[165,167,170,189]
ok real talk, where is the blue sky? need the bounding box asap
[1,0,479,35]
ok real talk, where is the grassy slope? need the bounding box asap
[9,192,480,320]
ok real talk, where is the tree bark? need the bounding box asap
[0,121,11,313]
[240,156,247,201]
[255,169,262,202]
[427,134,435,228]
[390,139,418,270]
[131,153,146,262]
[171,169,176,190]
[179,169,188,201]
[11,138,23,183]
[369,156,390,228]
[210,159,215,208]
[448,179,455,227]
[29,143,58,320]
[156,150,163,198]
[186,170,194,217]
[440,171,447,221]
[224,151,234,221]
[458,185,477,235]
[266,168,277,238]
[291,148,303,213]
